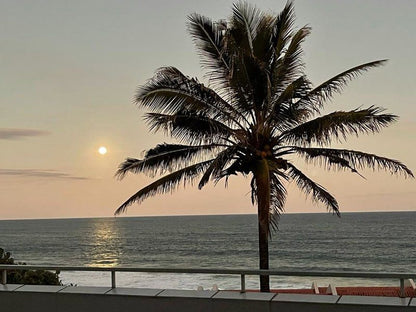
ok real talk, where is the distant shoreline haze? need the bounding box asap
[1,209,415,221]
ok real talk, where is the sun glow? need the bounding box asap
[98,146,107,155]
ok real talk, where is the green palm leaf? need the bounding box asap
[287,163,340,215]
[272,1,295,58]
[145,112,235,145]
[280,106,397,145]
[231,1,264,56]
[296,60,388,112]
[272,26,311,94]
[294,147,414,177]
[268,76,312,129]
[198,146,239,189]
[116,144,220,179]
[115,160,213,215]
[268,171,287,233]
[137,67,244,125]
[187,13,229,80]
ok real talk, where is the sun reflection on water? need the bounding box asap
[88,219,122,267]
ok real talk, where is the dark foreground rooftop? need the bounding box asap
[1,284,416,312]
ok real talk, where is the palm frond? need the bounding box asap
[267,76,312,129]
[268,171,287,233]
[115,144,221,179]
[226,2,274,115]
[187,13,251,116]
[272,1,295,58]
[249,167,287,235]
[287,163,340,215]
[145,112,235,144]
[217,157,253,178]
[293,146,414,178]
[187,13,229,79]
[115,160,213,215]
[295,60,387,112]
[280,106,397,145]
[231,1,264,56]
[137,67,244,126]
[272,26,310,93]
[226,53,256,114]
[251,15,276,64]
[198,146,238,189]
[271,76,311,108]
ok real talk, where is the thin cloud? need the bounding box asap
[0,169,89,180]
[0,128,50,140]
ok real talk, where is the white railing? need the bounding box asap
[1,265,415,297]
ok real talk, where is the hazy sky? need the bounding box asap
[1,0,415,220]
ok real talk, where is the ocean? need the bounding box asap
[1,212,415,290]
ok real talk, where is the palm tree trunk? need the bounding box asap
[254,159,271,292]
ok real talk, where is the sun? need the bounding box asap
[98,146,107,155]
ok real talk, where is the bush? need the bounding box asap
[0,248,13,264]
[1,248,61,285]
[6,269,61,285]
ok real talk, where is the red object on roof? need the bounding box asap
[263,287,416,297]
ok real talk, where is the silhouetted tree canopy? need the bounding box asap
[116,1,413,291]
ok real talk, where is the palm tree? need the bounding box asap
[115,2,413,292]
